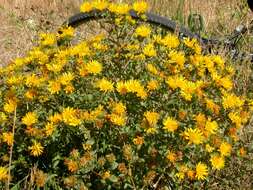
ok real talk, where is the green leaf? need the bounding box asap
[109,175,118,183]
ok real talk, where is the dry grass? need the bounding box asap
[125,0,253,36]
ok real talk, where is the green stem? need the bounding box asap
[7,107,17,190]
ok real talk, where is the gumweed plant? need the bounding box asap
[0,1,252,189]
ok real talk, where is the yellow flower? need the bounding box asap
[7,75,24,85]
[205,144,215,153]
[65,159,79,173]
[2,132,14,146]
[216,77,233,90]
[46,63,64,73]
[133,1,148,13]
[210,154,225,170]
[166,75,185,90]
[29,49,49,65]
[195,113,206,128]
[219,142,232,157]
[168,51,185,69]
[166,151,177,163]
[183,128,204,145]
[102,171,111,180]
[48,81,61,94]
[205,99,220,115]
[29,141,44,157]
[25,74,45,87]
[143,43,157,57]
[179,81,197,101]
[13,57,27,67]
[116,81,128,95]
[57,26,75,39]
[78,64,88,77]
[228,112,242,128]
[96,78,114,92]
[163,117,178,132]
[61,107,81,126]
[86,60,103,74]
[126,44,140,51]
[80,2,93,12]
[212,55,225,69]
[64,84,75,94]
[153,34,163,44]
[195,162,208,180]
[39,33,56,46]
[222,93,244,110]
[146,63,159,75]
[183,37,196,48]
[44,122,56,136]
[112,102,126,115]
[145,127,157,134]
[0,167,8,181]
[92,0,108,11]
[48,113,62,124]
[147,80,159,91]
[187,170,195,180]
[133,136,144,145]
[180,90,192,101]
[183,37,201,54]
[92,42,107,51]
[135,25,151,37]
[58,72,74,85]
[109,3,130,15]
[3,99,17,113]
[25,89,37,99]
[22,112,38,126]
[110,114,126,126]
[205,119,218,135]
[0,112,7,124]
[162,34,180,48]
[175,172,185,181]
[125,80,142,93]
[144,111,159,126]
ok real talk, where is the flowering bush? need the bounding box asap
[0,1,252,189]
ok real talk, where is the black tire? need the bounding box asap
[248,0,253,12]
[64,10,213,44]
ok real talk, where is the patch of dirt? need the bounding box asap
[0,0,81,66]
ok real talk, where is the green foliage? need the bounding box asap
[187,13,204,34]
[174,0,185,25]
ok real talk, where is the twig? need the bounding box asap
[128,166,137,190]
[7,107,17,190]
[153,174,163,189]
